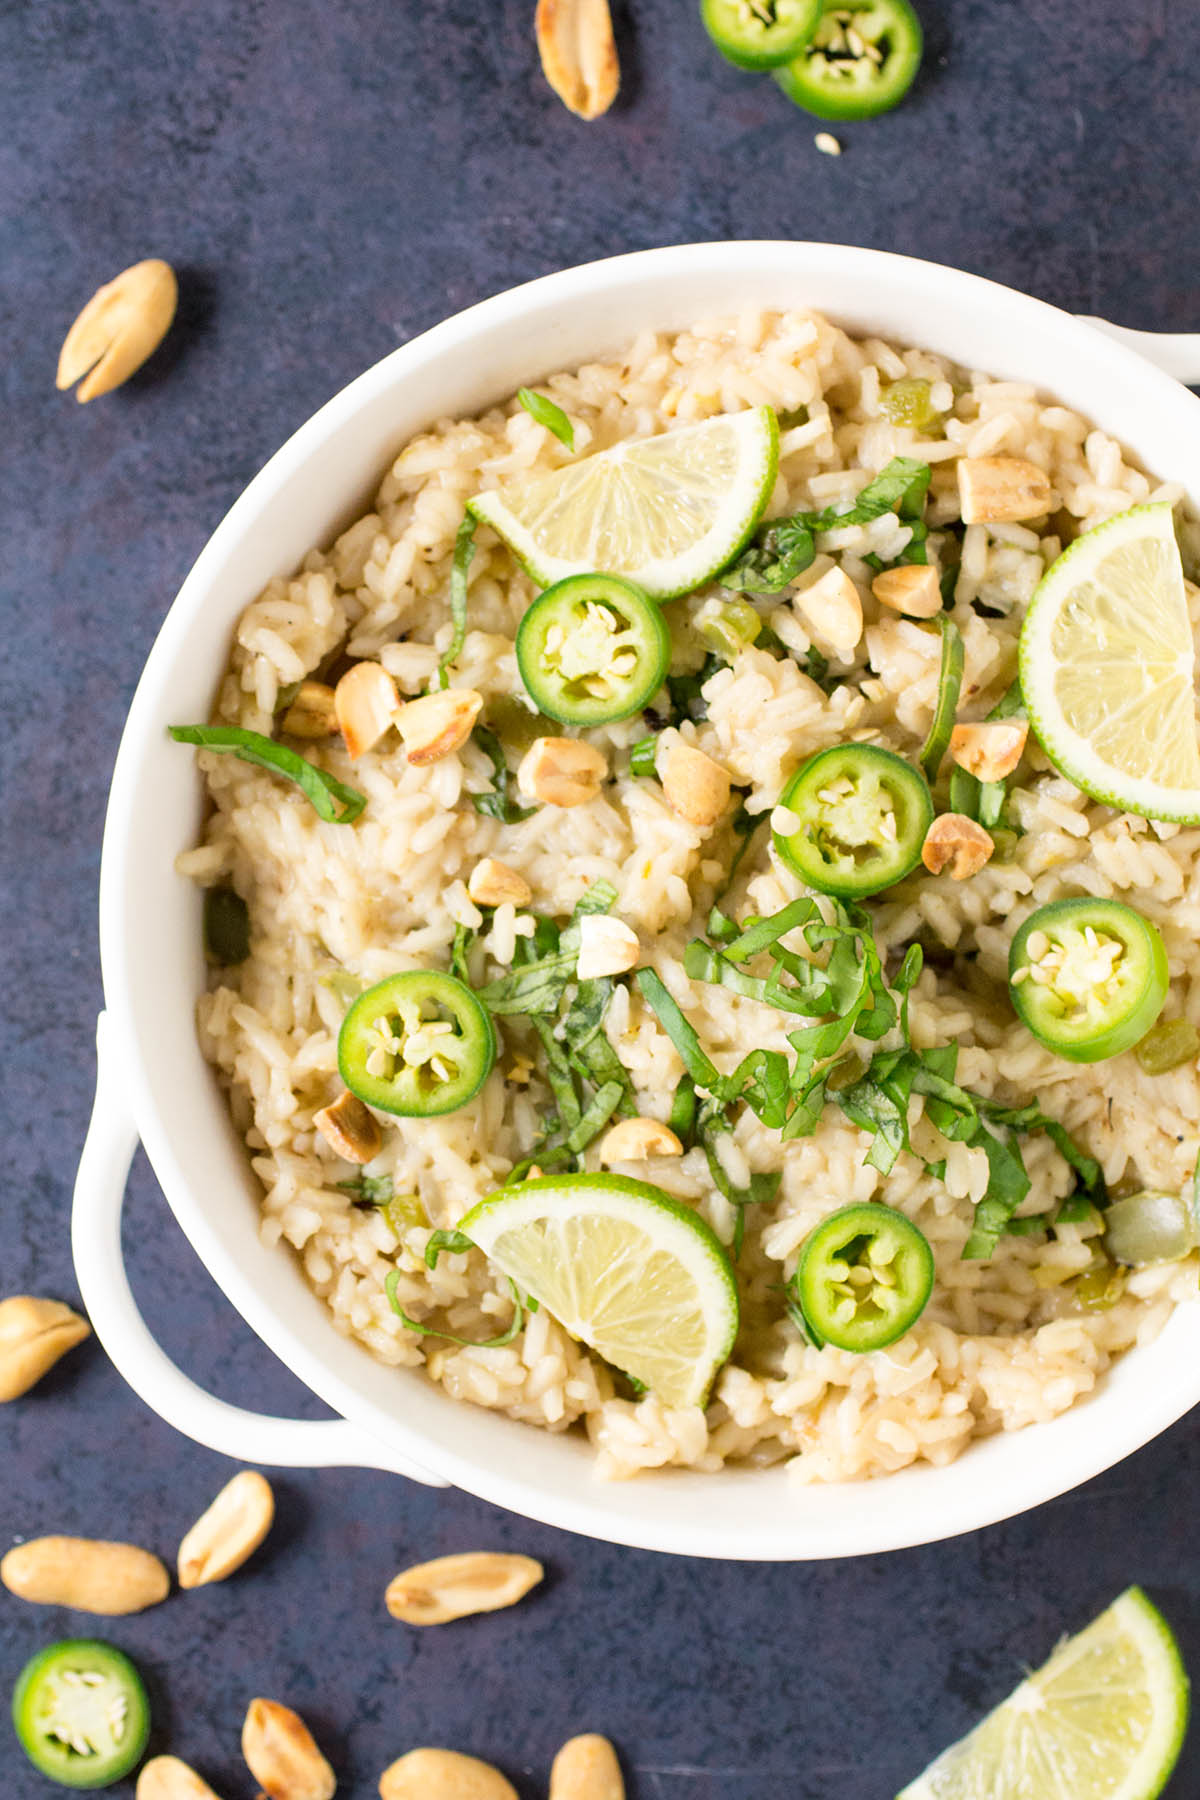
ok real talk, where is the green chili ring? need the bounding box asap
[775,0,923,120]
[773,742,934,897]
[12,1640,151,1789]
[700,0,822,70]
[1008,898,1169,1064]
[790,1201,934,1352]
[515,573,671,727]
[339,970,497,1117]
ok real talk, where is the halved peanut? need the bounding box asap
[242,1699,335,1800]
[379,1749,517,1800]
[467,859,532,908]
[957,457,1053,524]
[518,736,607,807]
[872,563,942,618]
[576,914,640,980]
[385,1551,543,1625]
[599,1117,683,1163]
[949,720,1029,784]
[137,1756,226,1800]
[335,663,401,761]
[0,1296,90,1402]
[921,813,994,880]
[550,1735,625,1800]
[793,567,863,656]
[177,1470,275,1589]
[395,689,483,765]
[282,681,338,740]
[57,258,177,402]
[314,1090,382,1164]
[535,0,619,120]
[1,1537,169,1615]
[661,739,730,830]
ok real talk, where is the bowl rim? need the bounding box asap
[97,240,1200,1558]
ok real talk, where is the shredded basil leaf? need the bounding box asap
[336,1173,394,1206]
[723,457,932,597]
[434,514,476,690]
[168,725,366,823]
[470,726,537,823]
[629,736,659,779]
[450,921,477,984]
[660,653,726,726]
[516,387,575,451]
[385,1267,525,1348]
[424,1228,474,1268]
[919,615,964,783]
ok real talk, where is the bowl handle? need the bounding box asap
[71,1013,449,1486]
[1079,317,1200,386]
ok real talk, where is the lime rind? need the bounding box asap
[468,406,779,601]
[460,1172,740,1408]
[897,1587,1189,1800]
[1020,503,1200,824]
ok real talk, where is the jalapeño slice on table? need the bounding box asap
[12,1640,151,1789]
[775,0,923,119]
[1008,898,1169,1064]
[514,573,671,726]
[700,0,822,70]
[790,1202,934,1352]
[338,971,496,1117]
[772,743,934,897]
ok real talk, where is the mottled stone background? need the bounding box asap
[4,2,1200,1793]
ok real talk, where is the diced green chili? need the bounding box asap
[1134,1017,1200,1075]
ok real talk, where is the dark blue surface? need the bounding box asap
[5,2,1200,1794]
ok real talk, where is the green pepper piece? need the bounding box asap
[1133,1017,1200,1075]
[879,377,941,432]
[338,971,496,1117]
[515,573,671,727]
[789,1201,934,1351]
[1103,1190,1198,1266]
[12,1640,151,1789]
[773,743,934,897]
[775,0,923,119]
[1008,898,1169,1064]
[700,0,822,68]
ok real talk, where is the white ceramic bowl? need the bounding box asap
[73,242,1200,1560]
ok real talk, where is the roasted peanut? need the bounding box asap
[518,736,607,807]
[57,258,177,402]
[385,1552,543,1626]
[467,859,532,908]
[921,813,995,880]
[793,566,863,656]
[334,663,401,760]
[137,1756,226,1800]
[550,1735,625,1800]
[949,720,1029,784]
[0,1296,90,1401]
[177,1470,275,1590]
[242,1699,335,1800]
[535,0,619,120]
[379,1749,517,1800]
[1,1536,169,1615]
[282,681,338,740]
[576,914,640,980]
[599,1117,683,1163]
[871,563,943,618]
[661,739,730,829]
[314,1090,382,1164]
[395,689,483,765]
[957,457,1054,524]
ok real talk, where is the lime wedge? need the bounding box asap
[898,1587,1189,1800]
[1020,503,1200,822]
[459,1173,739,1407]
[468,406,779,600]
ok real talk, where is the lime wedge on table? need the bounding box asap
[1020,503,1200,823]
[459,1173,739,1408]
[468,406,779,600]
[898,1586,1188,1800]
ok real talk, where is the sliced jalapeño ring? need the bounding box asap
[790,1202,934,1352]
[12,1639,151,1789]
[775,0,923,120]
[515,572,671,727]
[700,0,822,70]
[773,742,934,897]
[1008,897,1169,1064]
[338,970,496,1117]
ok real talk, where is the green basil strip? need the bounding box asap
[470,726,537,823]
[635,968,726,1095]
[336,1172,394,1206]
[167,725,366,823]
[668,1075,697,1142]
[919,615,964,783]
[435,514,477,689]
[423,1228,474,1269]
[987,680,1026,721]
[516,387,575,451]
[722,457,932,597]
[629,736,659,779]
[385,1267,525,1348]
[565,1079,626,1154]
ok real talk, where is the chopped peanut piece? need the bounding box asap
[282,680,338,740]
[576,914,640,979]
[922,813,994,880]
[599,1117,683,1163]
[949,720,1029,783]
[872,563,942,618]
[518,736,607,806]
[957,457,1053,524]
[535,0,620,120]
[314,1090,382,1163]
[468,858,532,908]
[394,688,483,765]
[661,739,730,829]
[335,662,401,760]
[793,566,863,656]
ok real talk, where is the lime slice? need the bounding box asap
[459,1173,739,1407]
[898,1587,1189,1800]
[1020,503,1200,823]
[468,406,779,600]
